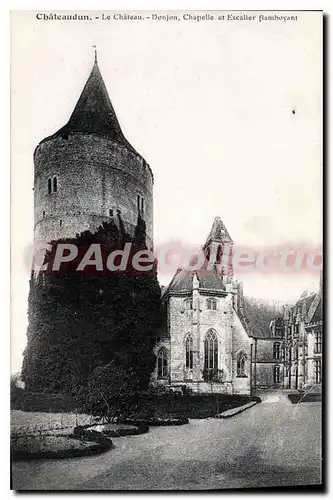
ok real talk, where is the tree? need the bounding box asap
[74,361,143,421]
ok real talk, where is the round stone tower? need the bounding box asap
[33,55,153,249]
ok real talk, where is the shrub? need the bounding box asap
[74,361,149,421]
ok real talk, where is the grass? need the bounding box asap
[11,410,95,436]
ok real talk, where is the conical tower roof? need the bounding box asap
[40,57,139,155]
[203,216,233,249]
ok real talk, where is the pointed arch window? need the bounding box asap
[237,351,247,377]
[53,176,58,193]
[157,347,169,379]
[48,178,52,194]
[204,330,218,370]
[185,334,193,370]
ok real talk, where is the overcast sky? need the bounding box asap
[11,11,322,373]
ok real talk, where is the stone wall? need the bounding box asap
[231,311,252,394]
[254,339,283,388]
[34,133,153,247]
[153,288,252,395]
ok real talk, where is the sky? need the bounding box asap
[11,10,322,373]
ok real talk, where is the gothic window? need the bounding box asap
[157,347,169,379]
[207,298,218,310]
[273,342,281,360]
[185,334,193,370]
[314,358,322,384]
[48,178,52,194]
[53,176,58,193]
[237,351,247,377]
[204,330,218,370]
[42,210,45,218]
[273,365,281,383]
[60,219,63,227]
[137,194,140,211]
[184,298,193,311]
[314,329,322,354]
[141,197,144,215]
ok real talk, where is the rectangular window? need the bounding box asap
[53,177,58,193]
[141,197,144,214]
[314,330,322,354]
[42,210,45,218]
[109,209,113,217]
[273,365,280,383]
[48,178,52,194]
[60,219,62,227]
[137,194,140,211]
[184,299,193,310]
[314,358,322,384]
[273,343,280,360]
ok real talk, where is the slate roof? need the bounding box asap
[162,266,225,297]
[311,298,322,323]
[40,60,139,155]
[203,216,233,248]
[295,293,316,312]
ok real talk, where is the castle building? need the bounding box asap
[282,278,322,391]
[31,54,322,396]
[33,53,154,249]
[152,217,254,395]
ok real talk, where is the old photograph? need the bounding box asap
[10,10,323,491]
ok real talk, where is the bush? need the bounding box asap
[74,361,150,421]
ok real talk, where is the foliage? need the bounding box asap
[74,361,149,421]
[202,368,224,383]
[10,374,24,409]
[22,216,161,395]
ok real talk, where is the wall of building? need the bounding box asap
[152,289,251,395]
[253,338,283,388]
[34,133,153,247]
[231,311,252,394]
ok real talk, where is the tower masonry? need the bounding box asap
[34,56,154,249]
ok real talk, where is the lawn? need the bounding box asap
[11,410,94,436]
